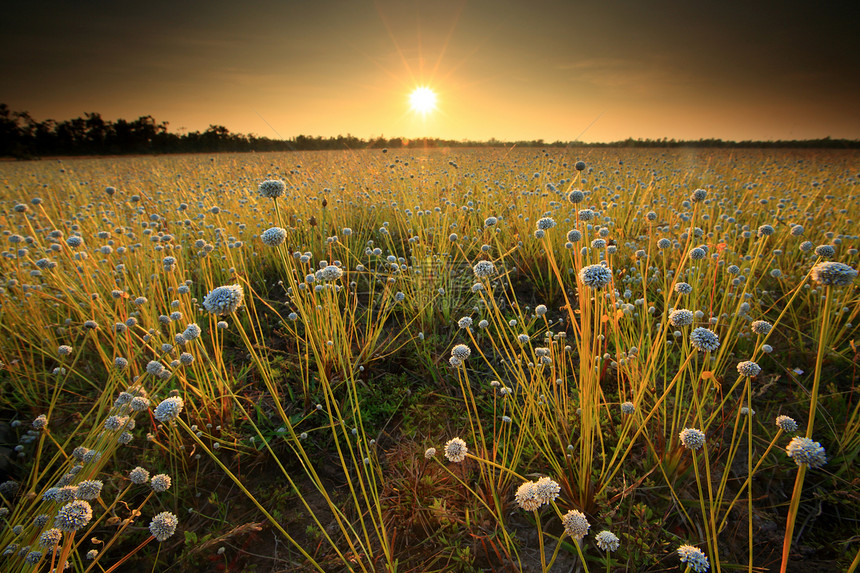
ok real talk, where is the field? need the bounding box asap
[0,147,857,572]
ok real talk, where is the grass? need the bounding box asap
[0,147,857,572]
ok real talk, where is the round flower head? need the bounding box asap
[532,476,560,505]
[260,227,287,247]
[203,285,244,315]
[567,229,582,242]
[810,262,857,287]
[535,304,547,316]
[451,344,471,361]
[751,320,772,335]
[775,415,798,432]
[689,327,720,352]
[674,282,693,295]
[737,360,761,377]
[154,396,184,423]
[679,427,705,451]
[757,224,775,237]
[444,437,467,462]
[129,467,150,484]
[579,264,612,290]
[75,480,103,500]
[473,260,496,278]
[39,528,62,547]
[32,414,48,429]
[814,244,835,258]
[786,436,826,468]
[54,500,92,531]
[561,509,590,539]
[536,217,556,231]
[424,447,436,459]
[678,545,710,572]
[514,481,541,511]
[657,238,672,249]
[669,309,694,327]
[621,401,635,414]
[457,317,473,329]
[595,530,620,552]
[258,179,286,199]
[149,511,179,542]
[568,189,585,203]
[691,188,707,202]
[689,247,706,260]
[150,474,172,493]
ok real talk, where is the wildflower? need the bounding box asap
[457,317,473,329]
[678,545,710,572]
[260,227,287,246]
[786,436,827,468]
[75,480,103,500]
[737,360,761,377]
[203,285,244,315]
[150,474,172,493]
[38,528,62,547]
[689,327,720,352]
[810,262,857,286]
[473,260,496,278]
[790,224,803,235]
[451,344,471,360]
[757,224,775,237]
[532,476,560,505]
[567,229,582,242]
[740,406,755,416]
[800,240,814,252]
[444,437,467,462]
[568,189,585,203]
[54,500,92,531]
[58,345,73,356]
[514,481,541,511]
[32,414,48,430]
[25,551,42,564]
[679,428,705,451]
[776,415,798,432]
[86,549,98,559]
[691,189,707,202]
[149,511,179,542]
[258,179,286,199]
[484,216,498,226]
[814,244,835,258]
[536,217,556,230]
[146,361,165,377]
[621,401,635,414]
[424,447,436,459]
[154,397,184,423]
[751,320,772,335]
[689,247,706,260]
[674,282,693,295]
[669,309,694,327]
[535,304,548,317]
[579,264,612,289]
[182,323,202,340]
[561,510,590,539]
[657,238,672,249]
[595,530,620,552]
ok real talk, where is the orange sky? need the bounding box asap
[2,0,858,142]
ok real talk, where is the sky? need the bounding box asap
[1,0,859,143]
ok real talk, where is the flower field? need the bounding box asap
[0,148,857,572]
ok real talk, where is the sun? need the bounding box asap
[409,87,437,114]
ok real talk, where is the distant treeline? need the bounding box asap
[2,104,858,158]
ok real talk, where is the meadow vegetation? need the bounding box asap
[0,148,857,572]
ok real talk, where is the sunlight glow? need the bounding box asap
[409,87,437,115]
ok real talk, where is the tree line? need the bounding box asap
[1,104,857,158]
